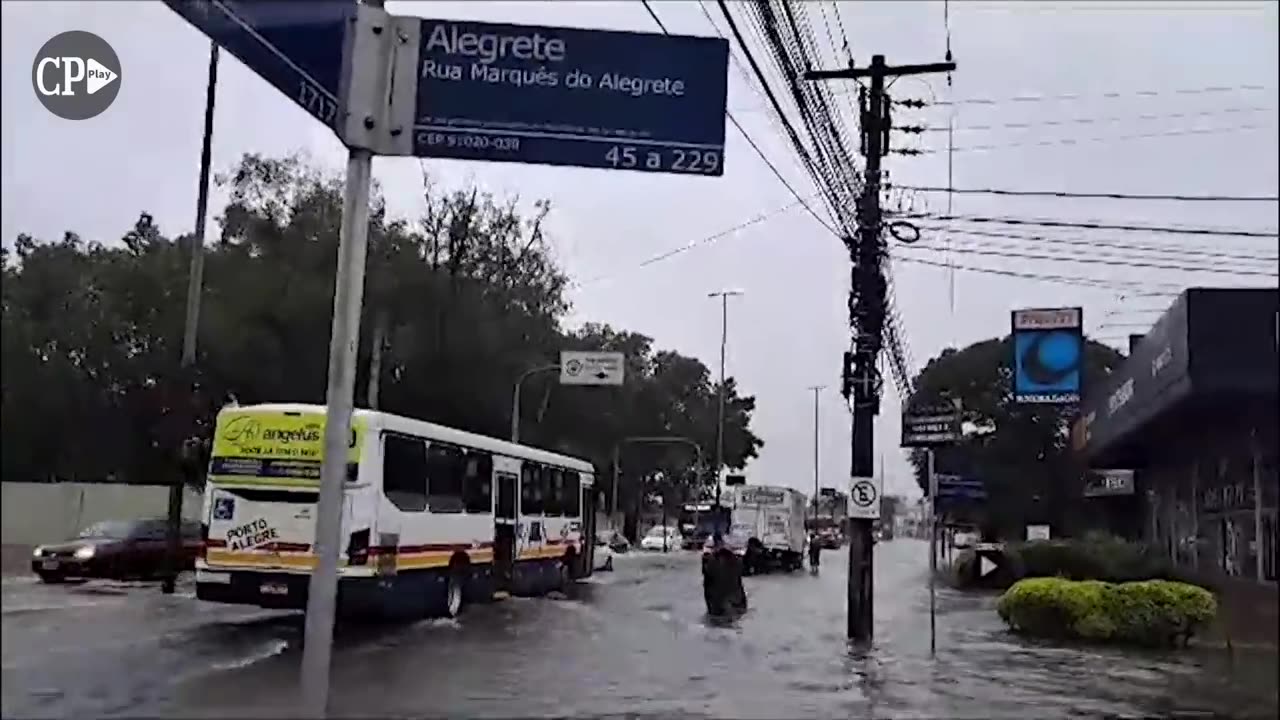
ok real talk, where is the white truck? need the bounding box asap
[721,484,807,574]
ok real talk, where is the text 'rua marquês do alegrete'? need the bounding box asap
[421,23,691,98]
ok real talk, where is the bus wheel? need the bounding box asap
[445,570,465,618]
[445,555,469,618]
[557,553,574,590]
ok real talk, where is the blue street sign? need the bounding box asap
[1011,307,1084,404]
[935,474,987,503]
[164,0,354,131]
[936,474,984,488]
[411,19,729,175]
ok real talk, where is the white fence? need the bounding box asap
[1,481,202,548]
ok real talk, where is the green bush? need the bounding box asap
[1004,535,1212,588]
[947,533,1215,593]
[997,577,1217,648]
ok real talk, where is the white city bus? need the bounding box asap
[195,403,597,619]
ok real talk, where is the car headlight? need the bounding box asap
[32,546,44,558]
[74,546,96,560]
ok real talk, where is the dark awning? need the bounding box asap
[1075,288,1278,467]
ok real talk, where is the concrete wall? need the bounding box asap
[1,481,202,547]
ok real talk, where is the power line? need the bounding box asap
[903,105,1275,133]
[900,241,1278,278]
[890,184,1280,203]
[572,194,816,288]
[1098,321,1167,330]
[892,212,1279,238]
[896,83,1275,108]
[892,253,1191,292]
[893,122,1272,155]
[737,0,862,237]
[910,225,1280,264]
[640,0,839,238]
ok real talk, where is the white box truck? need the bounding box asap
[721,484,807,574]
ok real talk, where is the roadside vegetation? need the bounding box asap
[951,533,1211,591]
[0,153,763,532]
[997,576,1217,648]
[905,339,1125,539]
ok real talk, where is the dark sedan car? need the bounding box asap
[31,518,203,583]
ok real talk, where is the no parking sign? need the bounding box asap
[849,477,881,520]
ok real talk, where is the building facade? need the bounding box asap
[1074,288,1278,584]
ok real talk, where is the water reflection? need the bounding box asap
[2,541,1275,719]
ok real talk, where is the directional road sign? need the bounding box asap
[935,474,987,500]
[164,0,355,133]
[406,18,729,175]
[901,407,960,447]
[849,477,881,520]
[559,351,625,386]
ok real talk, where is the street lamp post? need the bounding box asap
[611,435,704,541]
[708,289,744,508]
[808,385,825,512]
[511,363,561,443]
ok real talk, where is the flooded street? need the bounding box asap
[3,539,1276,719]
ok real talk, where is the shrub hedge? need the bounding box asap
[996,576,1217,648]
[949,533,1213,591]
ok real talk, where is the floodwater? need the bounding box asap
[3,539,1275,718]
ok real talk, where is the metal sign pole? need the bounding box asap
[928,447,938,657]
[299,148,374,719]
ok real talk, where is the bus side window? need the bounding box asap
[463,451,493,514]
[522,464,545,515]
[383,434,428,512]
[545,468,563,517]
[425,442,465,513]
[521,464,539,515]
[565,472,581,517]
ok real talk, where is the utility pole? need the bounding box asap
[163,41,219,596]
[708,289,744,511]
[807,53,955,644]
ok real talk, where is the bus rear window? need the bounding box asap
[214,488,319,504]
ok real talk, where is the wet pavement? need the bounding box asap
[3,539,1276,719]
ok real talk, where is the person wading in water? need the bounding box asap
[702,532,747,616]
[808,531,822,572]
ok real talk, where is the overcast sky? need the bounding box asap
[3,1,1277,500]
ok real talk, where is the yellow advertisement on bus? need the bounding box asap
[208,407,365,487]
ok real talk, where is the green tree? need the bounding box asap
[906,336,1125,538]
[0,153,764,518]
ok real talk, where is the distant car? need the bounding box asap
[639,526,680,552]
[816,527,843,549]
[592,535,615,572]
[31,518,202,583]
[598,529,630,554]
